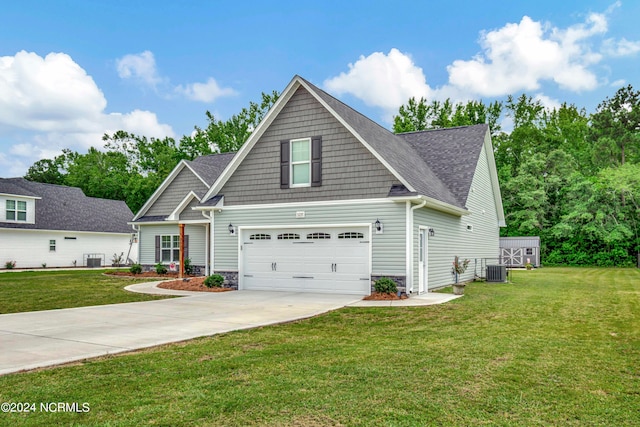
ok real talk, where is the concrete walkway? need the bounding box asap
[0,285,460,376]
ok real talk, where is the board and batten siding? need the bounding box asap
[218,86,402,205]
[413,143,501,290]
[138,224,207,265]
[145,167,208,217]
[212,201,406,275]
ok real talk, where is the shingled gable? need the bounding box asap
[0,178,133,233]
[132,152,234,222]
[200,75,465,214]
[398,124,489,206]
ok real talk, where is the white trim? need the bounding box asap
[481,128,506,227]
[197,197,407,211]
[168,191,201,221]
[289,137,311,188]
[405,201,411,292]
[128,220,178,226]
[202,77,302,202]
[0,193,41,200]
[419,195,470,217]
[418,225,429,294]
[296,78,416,193]
[0,228,131,236]
[132,160,210,221]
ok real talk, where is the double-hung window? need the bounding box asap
[290,138,311,187]
[161,235,180,262]
[6,200,27,221]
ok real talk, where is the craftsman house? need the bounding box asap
[131,75,505,295]
[0,178,137,269]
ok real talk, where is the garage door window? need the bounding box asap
[250,233,271,240]
[278,233,300,240]
[338,232,364,239]
[307,232,331,239]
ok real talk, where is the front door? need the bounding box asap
[418,228,428,293]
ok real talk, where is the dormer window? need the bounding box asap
[6,200,27,222]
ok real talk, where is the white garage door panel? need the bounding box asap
[241,227,370,295]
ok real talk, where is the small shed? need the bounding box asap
[500,236,540,267]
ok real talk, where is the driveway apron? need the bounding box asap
[0,291,361,376]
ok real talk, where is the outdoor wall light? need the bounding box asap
[375,219,383,234]
[429,227,435,237]
[228,223,235,234]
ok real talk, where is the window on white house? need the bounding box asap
[49,239,56,252]
[161,235,180,262]
[525,248,533,255]
[6,200,27,221]
[290,138,311,186]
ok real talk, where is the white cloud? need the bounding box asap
[602,38,640,56]
[324,5,637,119]
[175,77,237,102]
[116,51,236,104]
[0,51,175,177]
[610,78,627,87]
[447,13,605,96]
[533,93,562,111]
[116,50,163,88]
[323,48,433,114]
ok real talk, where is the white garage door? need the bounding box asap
[241,227,370,295]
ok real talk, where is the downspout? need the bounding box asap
[407,199,427,293]
[201,210,214,275]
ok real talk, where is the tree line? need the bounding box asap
[393,85,640,266]
[24,85,639,266]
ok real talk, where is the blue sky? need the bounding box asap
[1,0,639,177]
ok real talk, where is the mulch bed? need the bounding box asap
[363,292,408,301]
[106,272,233,293]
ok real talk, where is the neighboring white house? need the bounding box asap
[132,75,506,295]
[0,178,137,269]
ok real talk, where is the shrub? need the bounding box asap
[183,257,194,275]
[41,263,47,268]
[374,277,398,294]
[204,274,224,288]
[4,260,16,269]
[155,262,168,275]
[111,252,124,266]
[129,264,143,274]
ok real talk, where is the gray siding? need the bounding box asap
[138,223,207,265]
[212,201,406,275]
[219,87,401,205]
[180,197,206,221]
[146,167,208,216]
[413,143,501,290]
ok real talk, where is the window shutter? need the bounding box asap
[155,235,161,263]
[184,235,189,259]
[311,136,322,187]
[280,140,290,188]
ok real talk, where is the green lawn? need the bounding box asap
[0,270,169,314]
[0,267,638,426]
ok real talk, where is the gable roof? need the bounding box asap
[397,124,489,206]
[0,178,133,233]
[201,75,479,214]
[132,152,235,221]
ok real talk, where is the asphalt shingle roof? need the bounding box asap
[186,153,235,188]
[397,124,489,206]
[300,77,467,209]
[0,178,134,233]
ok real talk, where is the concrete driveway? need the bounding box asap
[0,290,361,376]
